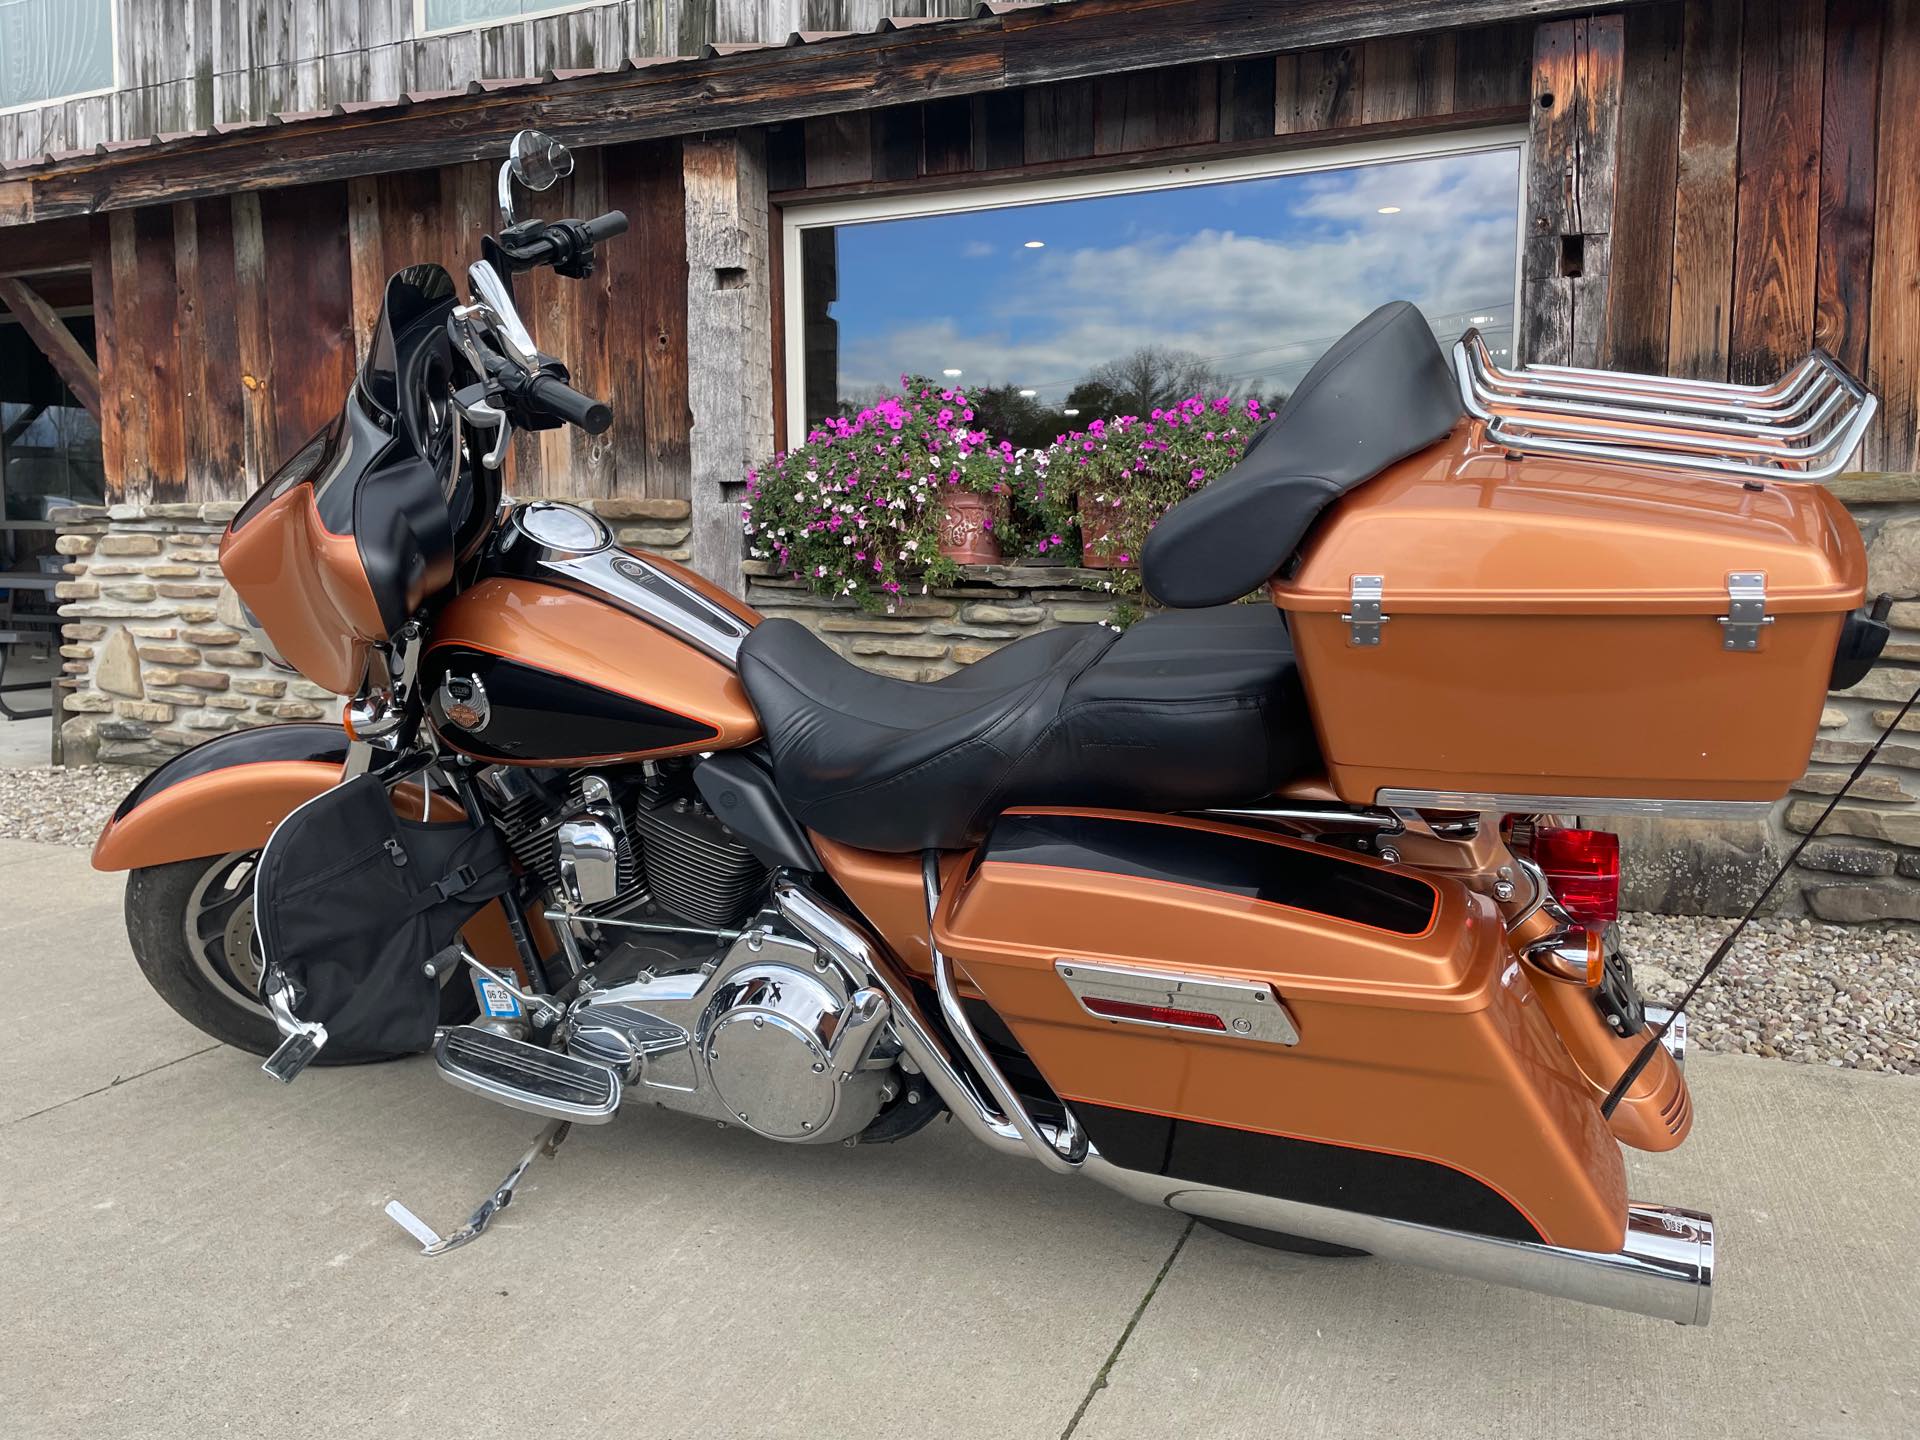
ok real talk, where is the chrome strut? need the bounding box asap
[921,852,1086,1173]
[772,877,1083,1171]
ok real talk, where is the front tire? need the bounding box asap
[125,851,470,1063]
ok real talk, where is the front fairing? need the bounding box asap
[221,265,476,692]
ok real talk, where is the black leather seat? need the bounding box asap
[1141,300,1463,608]
[739,605,1315,852]
[739,301,1462,853]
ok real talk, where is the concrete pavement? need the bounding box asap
[2,835,1917,1440]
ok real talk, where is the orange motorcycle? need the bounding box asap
[94,131,1900,1326]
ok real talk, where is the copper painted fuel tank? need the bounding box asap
[421,577,761,766]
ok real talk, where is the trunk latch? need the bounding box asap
[1344,575,1388,647]
[1720,571,1773,651]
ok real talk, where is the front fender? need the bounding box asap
[92,722,538,982]
[91,724,350,871]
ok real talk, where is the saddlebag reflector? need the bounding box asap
[254,774,512,1056]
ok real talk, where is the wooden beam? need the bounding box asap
[0,276,101,420]
[0,216,92,276]
[1521,15,1625,368]
[683,133,772,596]
[11,0,1651,224]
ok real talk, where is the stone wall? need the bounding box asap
[52,497,693,767]
[742,559,1119,677]
[50,501,334,767]
[50,483,1918,923]
[1779,475,1920,923]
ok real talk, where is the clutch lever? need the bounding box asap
[451,382,512,469]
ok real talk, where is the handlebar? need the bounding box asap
[491,210,628,277]
[526,371,613,435]
[578,210,629,246]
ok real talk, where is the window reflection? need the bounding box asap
[796,145,1520,447]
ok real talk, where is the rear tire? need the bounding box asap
[125,851,472,1064]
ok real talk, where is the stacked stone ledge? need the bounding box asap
[51,483,1916,923]
[742,559,1118,682]
[52,496,693,768]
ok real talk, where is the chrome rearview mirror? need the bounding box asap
[498,129,573,226]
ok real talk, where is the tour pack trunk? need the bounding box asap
[931,807,1630,1254]
[1269,424,1868,809]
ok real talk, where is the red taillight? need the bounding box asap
[1532,826,1621,927]
[1080,996,1229,1031]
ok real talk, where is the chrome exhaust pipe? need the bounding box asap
[1082,1158,1714,1326]
[775,880,1715,1326]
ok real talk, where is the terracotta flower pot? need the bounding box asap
[938,490,1004,565]
[1078,491,1133,568]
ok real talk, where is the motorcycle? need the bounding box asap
[93,130,1899,1327]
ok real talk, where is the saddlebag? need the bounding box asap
[254,773,512,1054]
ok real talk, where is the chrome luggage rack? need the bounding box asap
[1452,330,1877,481]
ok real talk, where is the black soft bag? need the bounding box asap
[254,774,513,1055]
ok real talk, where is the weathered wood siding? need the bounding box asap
[769,21,1533,193]
[1608,0,1920,468]
[89,142,690,505]
[774,1,1920,471]
[28,1,1920,501]
[0,1,980,170]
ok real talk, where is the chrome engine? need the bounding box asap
[470,759,906,1146]
[565,923,900,1145]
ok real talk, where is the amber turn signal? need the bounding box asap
[1527,927,1605,988]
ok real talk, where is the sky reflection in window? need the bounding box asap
[798,145,1520,433]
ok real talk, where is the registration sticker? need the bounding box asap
[475,976,523,1020]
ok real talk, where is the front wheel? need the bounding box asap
[125,851,470,1063]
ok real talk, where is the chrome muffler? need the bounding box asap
[1083,1160,1714,1325]
[774,880,1716,1327]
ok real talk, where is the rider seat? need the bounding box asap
[739,605,1315,852]
[739,301,1465,853]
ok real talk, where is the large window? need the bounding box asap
[783,134,1524,447]
[0,0,115,113]
[418,0,607,34]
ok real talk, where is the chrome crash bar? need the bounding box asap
[772,879,1715,1325]
[1453,330,1877,481]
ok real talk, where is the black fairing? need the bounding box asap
[228,264,465,638]
[1141,301,1465,608]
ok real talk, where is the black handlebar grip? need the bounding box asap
[528,372,613,435]
[581,210,629,244]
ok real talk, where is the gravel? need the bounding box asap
[0,762,140,849]
[1,762,1913,1074]
[1619,912,1919,1076]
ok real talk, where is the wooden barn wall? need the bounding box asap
[770,0,1920,473]
[0,1,981,170]
[767,22,1534,195]
[87,141,691,505]
[1487,0,1920,470]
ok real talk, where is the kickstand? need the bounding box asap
[383,1119,572,1256]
